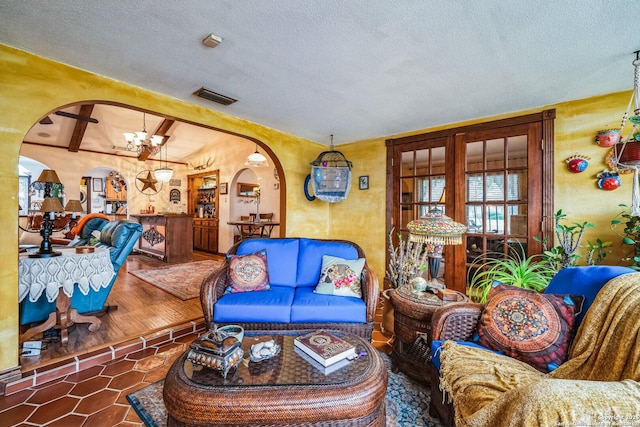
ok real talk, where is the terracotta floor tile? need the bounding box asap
[74,389,119,415]
[134,355,165,371]
[108,371,146,391]
[0,389,34,411]
[101,360,136,376]
[143,365,171,383]
[155,342,186,357]
[124,406,143,423]
[45,413,87,427]
[26,396,80,425]
[81,403,129,427]
[26,381,74,404]
[69,376,111,397]
[125,348,158,361]
[63,365,104,384]
[0,403,37,426]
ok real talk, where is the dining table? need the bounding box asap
[227,219,280,240]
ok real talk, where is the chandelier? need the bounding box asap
[124,112,165,155]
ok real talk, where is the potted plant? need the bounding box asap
[611,204,640,270]
[467,246,556,303]
[383,229,428,335]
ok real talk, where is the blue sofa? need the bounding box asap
[427,265,635,426]
[19,217,143,325]
[201,238,379,338]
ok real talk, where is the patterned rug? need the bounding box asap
[129,260,222,300]
[127,353,444,427]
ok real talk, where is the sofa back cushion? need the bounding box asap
[296,238,360,288]
[237,238,300,287]
[545,265,633,328]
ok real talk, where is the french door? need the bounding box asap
[387,110,555,293]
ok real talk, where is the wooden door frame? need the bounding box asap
[386,109,555,293]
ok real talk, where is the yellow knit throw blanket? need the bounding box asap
[439,272,640,427]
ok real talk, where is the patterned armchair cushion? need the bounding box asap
[475,284,583,372]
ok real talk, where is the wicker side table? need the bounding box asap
[389,285,467,383]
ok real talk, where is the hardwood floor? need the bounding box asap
[19,250,223,372]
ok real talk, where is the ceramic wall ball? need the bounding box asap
[596,169,621,191]
[565,154,590,173]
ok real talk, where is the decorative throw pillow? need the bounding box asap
[314,255,365,298]
[225,249,271,293]
[476,283,583,373]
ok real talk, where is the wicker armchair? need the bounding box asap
[200,238,379,339]
[428,302,484,425]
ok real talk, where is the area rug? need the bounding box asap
[129,260,222,300]
[127,353,443,427]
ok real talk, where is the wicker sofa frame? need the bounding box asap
[200,238,379,339]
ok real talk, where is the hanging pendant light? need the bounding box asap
[245,144,269,167]
[154,139,173,183]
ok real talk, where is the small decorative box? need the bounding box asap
[437,289,459,301]
[75,246,95,254]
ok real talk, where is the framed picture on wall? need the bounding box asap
[220,182,228,195]
[359,175,369,190]
[92,177,104,193]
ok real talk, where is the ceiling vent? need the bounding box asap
[193,87,237,106]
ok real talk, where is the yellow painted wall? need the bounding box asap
[1,43,634,373]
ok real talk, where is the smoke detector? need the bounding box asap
[203,33,222,48]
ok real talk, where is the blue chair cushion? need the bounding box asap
[237,238,299,288]
[431,340,503,373]
[290,287,366,323]
[296,238,360,288]
[213,285,294,323]
[545,266,633,327]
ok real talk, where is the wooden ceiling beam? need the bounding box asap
[138,119,175,161]
[67,104,95,152]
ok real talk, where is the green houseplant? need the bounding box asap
[468,247,556,303]
[611,204,640,270]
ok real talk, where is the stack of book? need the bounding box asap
[294,330,356,373]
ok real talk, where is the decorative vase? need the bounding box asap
[381,288,395,337]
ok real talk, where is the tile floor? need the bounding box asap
[1,304,394,426]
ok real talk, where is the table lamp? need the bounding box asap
[65,199,84,219]
[30,197,65,258]
[407,205,466,290]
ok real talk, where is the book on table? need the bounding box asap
[294,346,351,375]
[294,330,356,367]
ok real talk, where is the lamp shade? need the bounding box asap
[40,197,64,213]
[154,167,174,183]
[245,150,269,167]
[36,169,61,184]
[407,209,467,245]
[64,199,84,213]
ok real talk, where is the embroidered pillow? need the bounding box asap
[314,255,365,298]
[225,249,271,293]
[476,283,583,373]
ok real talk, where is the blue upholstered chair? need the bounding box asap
[19,218,142,325]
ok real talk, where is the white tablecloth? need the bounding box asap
[18,247,115,303]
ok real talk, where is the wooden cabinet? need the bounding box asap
[105,175,127,218]
[188,170,219,253]
[193,218,218,253]
[131,214,193,263]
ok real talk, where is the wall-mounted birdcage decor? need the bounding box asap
[304,135,353,202]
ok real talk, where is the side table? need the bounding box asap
[389,285,467,383]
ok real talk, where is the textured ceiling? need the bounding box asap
[1,1,638,147]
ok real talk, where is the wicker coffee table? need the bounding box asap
[163,332,388,426]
